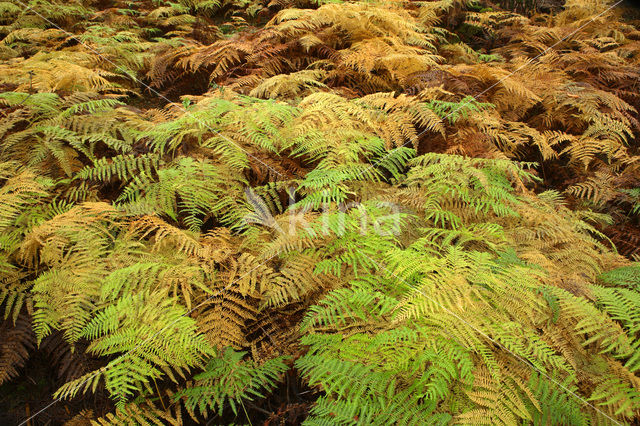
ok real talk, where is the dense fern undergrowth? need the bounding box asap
[1,0,640,424]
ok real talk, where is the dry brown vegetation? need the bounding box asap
[1,0,640,424]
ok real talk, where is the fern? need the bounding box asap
[425,96,495,124]
[2,0,640,423]
[117,156,250,231]
[57,290,213,407]
[77,153,160,182]
[600,264,640,289]
[175,347,289,417]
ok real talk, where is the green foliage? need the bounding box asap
[1,0,640,424]
[425,96,495,124]
[117,156,250,231]
[175,347,289,417]
[527,373,587,425]
[599,264,640,288]
[70,291,212,407]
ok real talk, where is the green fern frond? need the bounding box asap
[175,347,288,417]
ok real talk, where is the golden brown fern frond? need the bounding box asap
[248,69,327,99]
[0,52,126,95]
[152,3,444,95]
[63,409,94,426]
[91,393,182,426]
[19,202,121,268]
[129,215,205,258]
[291,91,443,151]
